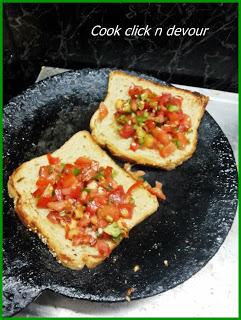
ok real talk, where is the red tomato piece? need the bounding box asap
[128,85,143,98]
[39,165,51,178]
[119,124,135,139]
[152,127,170,146]
[158,93,171,106]
[54,188,63,201]
[72,234,92,246]
[104,166,113,180]
[159,142,176,158]
[130,99,138,111]
[96,239,111,257]
[47,200,66,212]
[69,186,82,199]
[47,211,61,224]
[126,180,143,196]
[97,204,120,222]
[97,218,108,228]
[63,163,75,174]
[77,216,90,228]
[109,185,125,204]
[37,196,53,208]
[166,111,180,122]
[74,157,92,168]
[130,141,139,151]
[168,96,183,107]
[99,102,108,120]
[118,203,134,219]
[175,132,189,149]
[145,120,156,131]
[179,114,192,132]
[36,177,50,189]
[61,173,78,188]
[47,153,60,165]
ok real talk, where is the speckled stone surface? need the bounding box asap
[3,69,238,317]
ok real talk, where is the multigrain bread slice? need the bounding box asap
[90,71,209,170]
[8,131,158,270]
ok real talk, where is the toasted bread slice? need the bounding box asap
[8,131,158,270]
[90,71,209,170]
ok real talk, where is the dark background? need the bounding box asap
[4,3,238,104]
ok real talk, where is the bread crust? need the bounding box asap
[90,70,209,170]
[8,131,158,270]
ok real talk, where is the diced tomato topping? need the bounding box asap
[104,166,113,180]
[97,204,120,222]
[96,239,111,257]
[74,157,92,168]
[168,96,182,107]
[128,85,143,98]
[130,141,139,151]
[36,177,50,189]
[60,173,78,188]
[37,196,53,208]
[47,200,66,212]
[99,102,108,120]
[73,234,93,246]
[118,203,134,219]
[63,163,75,174]
[126,180,143,196]
[130,99,138,111]
[39,166,51,178]
[47,211,61,224]
[145,120,156,130]
[152,127,170,146]
[109,185,125,204]
[119,124,135,139]
[174,132,189,149]
[159,142,176,158]
[47,153,60,165]
[158,93,171,106]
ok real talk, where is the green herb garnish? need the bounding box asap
[73,168,81,176]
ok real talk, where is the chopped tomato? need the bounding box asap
[130,141,139,151]
[131,99,138,111]
[60,173,78,188]
[174,132,189,149]
[145,120,156,130]
[179,114,192,132]
[158,93,171,106]
[37,196,53,208]
[47,211,61,224]
[77,216,90,228]
[81,166,98,182]
[39,166,50,178]
[166,111,180,122]
[104,166,113,180]
[47,200,66,212]
[97,204,120,222]
[32,187,45,198]
[69,186,82,199]
[126,180,143,196]
[74,157,92,168]
[119,124,135,139]
[73,234,93,246]
[109,186,125,204]
[119,203,134,219]
[97,218,108,228]
[168,96,182,107]
[63,163,75,174]
[159,142,176,157]
[152,127,170,146]
[96,239,111,257]
[128,85,143,98]
[47,153,60,165]
[36,177,50,189]
[99,102,108,120]
[101,232,111,240]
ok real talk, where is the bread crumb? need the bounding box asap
[125,296,131,302]
[133,265,140,272]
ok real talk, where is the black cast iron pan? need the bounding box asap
[3,68,238,317]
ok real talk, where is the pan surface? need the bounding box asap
[3,68,238,316]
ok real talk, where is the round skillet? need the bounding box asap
[3,68,238,316]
